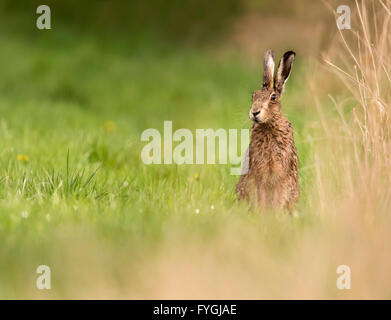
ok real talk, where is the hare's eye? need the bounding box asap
[270,93,276,101]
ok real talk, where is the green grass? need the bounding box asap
[0,16,321,299]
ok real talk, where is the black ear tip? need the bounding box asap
[284,50,296,58]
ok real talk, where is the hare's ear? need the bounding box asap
[262,49,275,89]
[274,51,295,95]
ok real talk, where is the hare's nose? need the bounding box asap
[252,111,260,117]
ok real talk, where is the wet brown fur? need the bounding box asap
[236,50,299,211]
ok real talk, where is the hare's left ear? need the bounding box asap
[262,50,275,89]
[274,51,295,95]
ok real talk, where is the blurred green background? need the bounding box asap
[0,0,340,298]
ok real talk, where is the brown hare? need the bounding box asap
[236,50,299,211]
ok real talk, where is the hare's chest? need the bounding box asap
[250,136,289,180]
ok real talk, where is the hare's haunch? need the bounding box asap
[236,50,299,211]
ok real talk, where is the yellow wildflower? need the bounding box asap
[104,121,116,133]
[17,154,29,162]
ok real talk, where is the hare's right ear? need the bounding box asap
[262,50,275,89]
[274,51,295,95]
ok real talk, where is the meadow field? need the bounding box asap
[0,0,390,299]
